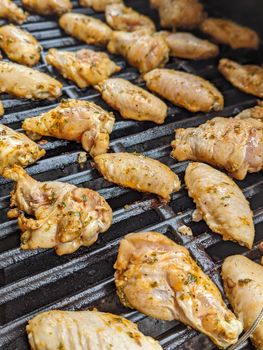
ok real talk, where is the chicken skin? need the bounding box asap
[46,48,120,89]
[200,18,259,49]
[94,152,180,201]
[0,25,42,66]
[0,0,28,24]
[144,68,224,112]
[27,310,163,350]
[59,13,112,46]
[219,59,263,99]
[4,165,112,255]
[79,0,122,11]
[0,102,4,117]
[222,255,263,350]
[236,101,263,120]
[22,99,115,158]
[114,231,243,348]
[96,78,167,124]
[22,0,72,16]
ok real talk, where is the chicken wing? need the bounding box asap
[219,59,263,99]
[59,13,112,46]
[114,231,243,348]
[96,78,167,124]
[236,101,263,120]
[171,116,263,180]
[4,165,112,255]
[46,48,120,89]
[79,0,122,11]
[0,0,28,24]
[22,0,72,16]
[22,99,115,157]
[222,255,263,350]
[27,310,163,350]
[94,152,180,201]
[0,25,42,66]
[144,68,224,112]
[0,102,4,116]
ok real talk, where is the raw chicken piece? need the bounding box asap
[22,0,72,15]
[4,165,112,255]
[114,231,243,348]
[46,48,121,88]
[79,0,122,11]
[222,255,263,350]
[96,78,167,123]
[22,99,115,157]
[144,68,224,112]
[0,0,28,24]
[0,102,4,116]
[236,101,263,120]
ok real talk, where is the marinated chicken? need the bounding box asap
[171,116,263,180]
[0,124,45,175]
[200,18,259,49]
[4,165,112,255]
[0,0,28,24]
[27,310,163,350]
[222,255,263,350]
[144,68,224,112]
[219,59,263,99]
[114,231,243,348]
[22,0,72,16]
[22,99,115,157]
[59,13,112,46]
[94,152,180,201]
[79,0,122,11]
[46,48,120,89]
[185,162,254,248]
[0,25,42,66]
[96,78,167,124]
[236,101,263,120]
[0,102,4,116]
[107,31,169,73]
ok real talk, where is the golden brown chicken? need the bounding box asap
[0,102,4,117]
[22,99,115,158]
[114,231,243,348]
[222,255,263,350]
[22,0,72,16]
[144,68,224,112]
[4,165,112,255]
[96,78,167,123]
[219,59,263,99]
[79,0,122,11]
[0,0,28,24]
[46,48,121,89]
[236,101,263,120]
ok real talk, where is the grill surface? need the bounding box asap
[0,1,262,349]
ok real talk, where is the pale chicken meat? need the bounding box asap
[4,165,112,255]
[236,101,263,120]
[0,25,42,66]
[219,59,263,99]
[96,78,167,124]
[46,48,121,89]
[22,0,72,16]
[0,0,28,24]
[94,152,180,201]
[222,255,263,350]
[144,68,224,112]
[107,30,169,73]
[22,99,115,157]
[114,231,243,348]
[79,0,122,11]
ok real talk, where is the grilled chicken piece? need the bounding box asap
[0,25,42,66]
[144,68,223,112]
[0,102,4,116]
[59,13,112,46]
[200,18,259,49]
[0,124,45,174]
[22,0,72,16]
[115,231,243,348]
[219,59,263,99]
[4,165,112,255]
[46,48,120,89]
[22,99,115,157]
[236,101,263,120]
[27,310,163,350]
[108,31,169,73]
[96,78,167,124]
[0,0,28,24]
[79,0,122,11]
[94,152,180,201]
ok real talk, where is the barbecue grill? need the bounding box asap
[0,1,262,349]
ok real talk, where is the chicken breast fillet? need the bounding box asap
[236,101,263,120]
[0,0,28,24]
[94,152,180,201]
[222,255,263,350]
[114,231,243,348]
[107,31,169,73]
[27,310,163,350]
[22,0,72,16]
[79,0,122,11]
[219,59,263,99]
[96,78,167,124]
[46,48,121,89]
[22,99,115,157]
[0,25,42,66]
[59,13,112,46]
[4,165,112,255]
[200,18,259,49]
[171,116,263,180]
[144,68,224,112]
